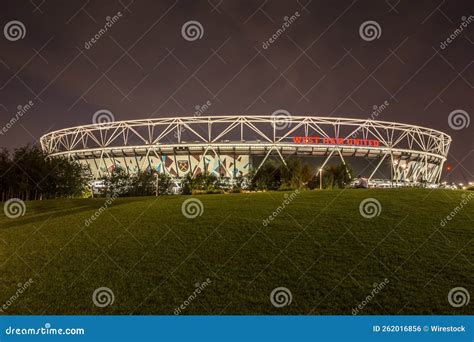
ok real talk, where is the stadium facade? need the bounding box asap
[40,115,451,185]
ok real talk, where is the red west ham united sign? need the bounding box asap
[291,136,380,147]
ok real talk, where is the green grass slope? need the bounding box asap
[0,189,472,315]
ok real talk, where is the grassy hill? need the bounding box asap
[0,189,472,315]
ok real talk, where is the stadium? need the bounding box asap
[39,115,451,185]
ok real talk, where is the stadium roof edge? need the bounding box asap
[40,115,451,141]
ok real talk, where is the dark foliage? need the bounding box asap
[0,144,89,201]
[101,168,175,197]
[252,157,353,190]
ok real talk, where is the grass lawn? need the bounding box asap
[0,189,473,315]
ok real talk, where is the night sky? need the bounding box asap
[0,0,472,182]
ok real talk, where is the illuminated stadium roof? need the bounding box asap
[40,115,451,183]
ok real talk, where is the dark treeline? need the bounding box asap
[101,157,354,196]
[0,145,354,201]
[102,158,352,196]
[0,145,89,201]
[102,168,174,196]
[250,158,353,191]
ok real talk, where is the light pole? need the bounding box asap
[319,168,323,190]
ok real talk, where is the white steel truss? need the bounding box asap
[40,115,451,183]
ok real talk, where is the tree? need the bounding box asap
[0,144,89,200]
[315,162,353,189]
[156,173,173,195]
[193,171,218,192]
[100,169,176,197]
[252,159,281,190]
[130,170,156,196]
[50,156,89,198]
[181,172,193,195]
[0,148,11,201]
[280,157,313,189]
[102,167,132,196]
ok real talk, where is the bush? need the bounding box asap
[156,173,173,195]
[101,169,176,197]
